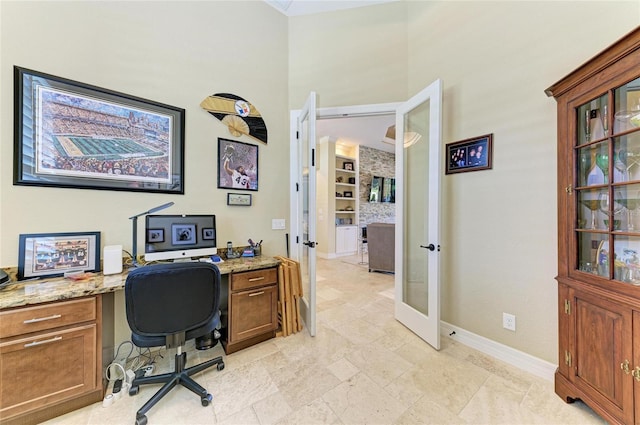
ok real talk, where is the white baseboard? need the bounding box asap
[440,321,556,381]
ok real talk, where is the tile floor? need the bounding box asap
[45,255,606,425]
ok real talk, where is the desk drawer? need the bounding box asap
[0,297,96,339]
[230,268,277,292]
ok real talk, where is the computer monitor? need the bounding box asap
[144,214,217,262]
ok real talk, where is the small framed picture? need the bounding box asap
[171,224,196,245]
[446,134,493,174]
[343,191,353,198]
[343,162,354,171]
[202,228,216,240]
[227,193,252,206]
[18,231,101,280]
[147,229,165,243]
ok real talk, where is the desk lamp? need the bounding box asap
[129,202,174,267]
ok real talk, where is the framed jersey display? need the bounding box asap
[217,138,258,191]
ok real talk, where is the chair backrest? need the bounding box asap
[125,262,221,339]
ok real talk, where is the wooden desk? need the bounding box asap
[0,257,280,425]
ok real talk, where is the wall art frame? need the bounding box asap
[445,133,493,174]
[227,193,252,206]
[217,138,258,191]
[14,66,185,194]
[18,231,101,280]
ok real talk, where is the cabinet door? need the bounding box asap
[229,284,277,343]
[570,289,633,424]
[0,324,97,420]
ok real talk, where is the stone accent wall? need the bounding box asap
[359,146,396,226]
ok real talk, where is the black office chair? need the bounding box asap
[125,262,225,425]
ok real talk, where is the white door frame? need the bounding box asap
[289,102,401,260]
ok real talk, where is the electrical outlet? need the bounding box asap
[503,312,516,331]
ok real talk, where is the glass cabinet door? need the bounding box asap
[575,77,640,285]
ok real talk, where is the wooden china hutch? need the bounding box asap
[546,27,640,425]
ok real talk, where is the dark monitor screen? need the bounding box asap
[144,214,216,261]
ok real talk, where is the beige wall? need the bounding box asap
[2,0,639,365]
[288,2,639,362]
[0,1,291,267]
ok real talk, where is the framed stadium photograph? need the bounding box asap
[217,138,258,191]
[18,231,101,280]
[13,66,185,194]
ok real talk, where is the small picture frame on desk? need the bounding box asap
[18,231,101,280]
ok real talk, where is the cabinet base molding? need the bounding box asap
[555,371,625,425]
[223,330,275,355]
[1,389,103,425]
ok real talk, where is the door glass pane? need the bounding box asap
[613,76,640,134]
[614,132,640,183]
[300,118,310,303]
[403,100,430,314]
[577,233,608,277]
[577,142,610,186]
[577,187,608,230]
[613,236,640,285]
[578,94,609,143]
[616,183,640,231]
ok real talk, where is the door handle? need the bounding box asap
[303,241,317,248]
[420,244,439,252]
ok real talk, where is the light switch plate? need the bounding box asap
[272,218,286,230]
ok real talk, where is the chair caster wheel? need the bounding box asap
[135,414,148,425]
[217,362,225,371]
[201,393,212,406]
[129,386,139,396]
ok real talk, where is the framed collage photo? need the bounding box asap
[14,66,185,194]
[446,134,493,174]
[18,231,101,280]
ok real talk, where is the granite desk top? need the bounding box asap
[0,256,280,310]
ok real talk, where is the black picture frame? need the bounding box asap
[218,138,258,191]
[202,228,216,240]
[171,224,196,245]
[227,193,252,206]
[343,161,354,171]
[147,229,165,243]
[343,191,353,198]
[14,66,185,194]
[18,231,101,280]
[445,134,493,174]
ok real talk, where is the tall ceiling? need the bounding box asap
[266,0,400,154]
[264,0,398,17]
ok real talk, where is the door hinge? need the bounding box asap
[296,182,299,192]
[296,236,299,243]
[296,131,299,140]
[566,185,573,194]
[565,351,572,367]
[621,359,630,375]
[564,299,571,315]
[312,148,315,167]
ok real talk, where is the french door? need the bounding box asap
[296,92,318,336]
[394,80,443,350]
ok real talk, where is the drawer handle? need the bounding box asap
[248,277,265,282]
[249,291,265,297]
[24,336,62,348]
[23,314,62,324]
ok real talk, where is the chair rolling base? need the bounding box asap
[129,350,225,425]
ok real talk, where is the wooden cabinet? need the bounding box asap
[224,267,278,354]
[547,27,640,425]
[0,296,103,425]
